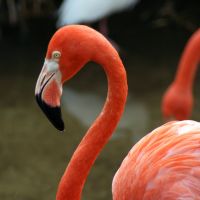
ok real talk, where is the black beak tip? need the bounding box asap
[35,94,65,132]
[56,120,65,132]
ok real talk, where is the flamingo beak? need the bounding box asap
[35,59,64,131]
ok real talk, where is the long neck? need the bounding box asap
[174,29,200,90]
[56,46,128,200]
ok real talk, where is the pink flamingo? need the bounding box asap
[162,29,200,120]
[35,25,200,199]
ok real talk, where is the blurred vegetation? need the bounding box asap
[0,0,200,41]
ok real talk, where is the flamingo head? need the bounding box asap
[161,82,193,121]
[35,26,92,131]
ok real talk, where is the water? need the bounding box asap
[1,23,200,199]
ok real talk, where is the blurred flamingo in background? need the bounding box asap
[162,29,200,120]
[62,87,149,139]
[57,0,139,49]
[35,25,200,199]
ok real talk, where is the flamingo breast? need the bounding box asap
[112,120,200,199]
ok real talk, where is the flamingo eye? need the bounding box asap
[52,51,61,60]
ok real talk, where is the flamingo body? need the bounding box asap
[57,0,139,26]
[35,25,200,199]
[113,120,200,199]
[162,83,193,120]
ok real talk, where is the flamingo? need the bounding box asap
[56,0,139,49]
[57,0,139,25]
[162,29,200,120]
[35,25,200,199]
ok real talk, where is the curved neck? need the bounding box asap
[174,29,200,90]
[56,46,128,200]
